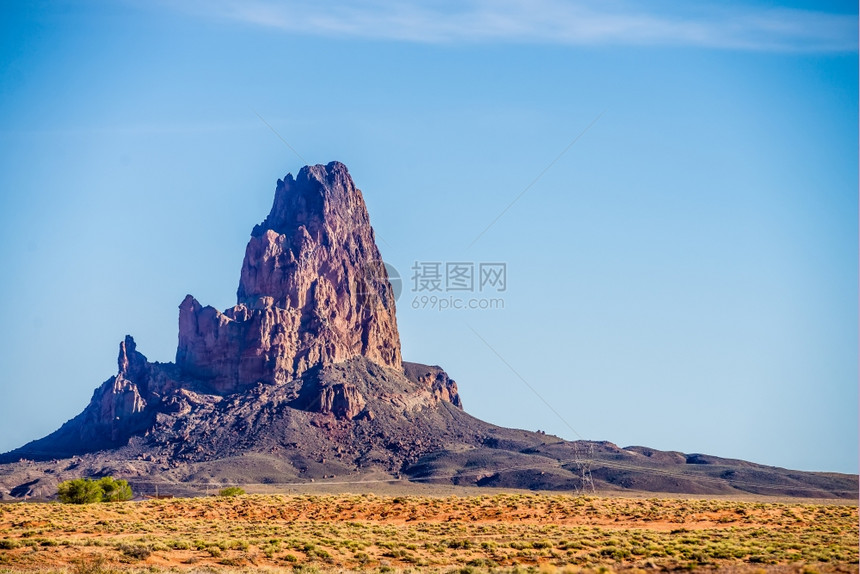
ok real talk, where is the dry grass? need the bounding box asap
[0,493,856,574]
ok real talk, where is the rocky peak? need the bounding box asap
[177,162,402,393]
[249,161,368,240]
[2,162,457,464]
[117,335,147,382]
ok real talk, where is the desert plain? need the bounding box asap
[0,488,856,574]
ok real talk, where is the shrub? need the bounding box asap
[118,543,152,560]
[218,486,245,497]
[230,540,250,551]
[98,477,133,502]
[57,479,105,504]
[57,477,133,504]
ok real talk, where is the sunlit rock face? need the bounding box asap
[177,161,402,393]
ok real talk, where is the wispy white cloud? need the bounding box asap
[181,0,857,52]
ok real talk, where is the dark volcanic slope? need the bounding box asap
[2,358,854,499]
[1,162,856,500]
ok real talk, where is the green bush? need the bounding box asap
[218,486,245,497]
[57,477,133,504]
[57,479,104,504]
[98,477,133,502]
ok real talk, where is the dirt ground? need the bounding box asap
[0,491,856,573]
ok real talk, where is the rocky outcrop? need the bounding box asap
[2,161,452,463]
[177,162,402,394]
[176,295,298,393]
[313,383,367,420]
[404,362,462,408]
[83,336,151,442]
[4,337,178,459]
[78,336,188,446]
[117,335,148,384]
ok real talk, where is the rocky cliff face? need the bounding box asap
[2,161,456,462]
[83,337,151,442]
[177,162,402,394]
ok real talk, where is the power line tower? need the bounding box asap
[572,441,595,494]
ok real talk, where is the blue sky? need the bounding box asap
[0,0,857,474]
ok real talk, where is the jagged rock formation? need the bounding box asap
[403,363,462,409]
[177,162,401,394]
[1,161,856,500]
[2,162,454,462]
